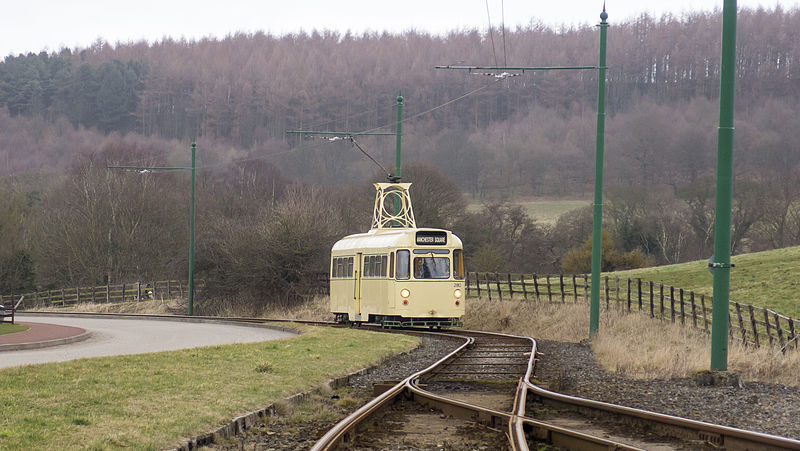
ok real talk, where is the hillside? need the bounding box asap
[614,246,800,318]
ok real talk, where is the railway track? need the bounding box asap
[16,312,800,449]
[312,327,800,451]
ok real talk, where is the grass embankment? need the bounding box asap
[0,325,418,449]
[0,323,28,335]
[615,245,800,318]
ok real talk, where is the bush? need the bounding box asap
[561,230,652,274]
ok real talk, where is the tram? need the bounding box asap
[330,183,465,327]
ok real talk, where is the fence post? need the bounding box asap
[701,295,708,331]
[533,274,540,300]
[106,285,110,303]
[583,274,589,303]
[563,274,568,303]
[649,282,654,318]
[763,308,773,347]
[521,274,528,300]
[495,273,502,301]
[789,319,797,350]
[669,286,676,323]
[627,278,632,312]
[76,287,81,304]
[137,282,141,302]
[546,275,552,302]
[178,281,184,298]
[486,274,492,301]
[729,310,735,339]
[476,273,482,299]
[507,273,514,299]
[690,292,697,328]
[679,288,685,325]
[735,302,747,344]
[774,313,785,352]
[466,273,472,298]
[636,278,642,310]
[604,275,610,309]
[615,277,620,306]
[748,304,760,347]
[167,280,172,298]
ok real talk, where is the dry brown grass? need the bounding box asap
[463,297,591,343]
[259,296,332,322]
[464,297,800,387]
[37,298,185,314]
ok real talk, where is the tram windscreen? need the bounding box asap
[396,250,410,279]
[414,256,450,279]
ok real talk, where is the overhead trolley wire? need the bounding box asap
[485,0,499,67]
[501,0,508,66]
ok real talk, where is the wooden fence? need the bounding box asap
[1,279,205,310]
[465,272,800,352]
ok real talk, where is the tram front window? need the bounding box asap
[414,256,450,279]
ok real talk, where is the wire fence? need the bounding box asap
[465,272,799,353]
[1,280,205,310]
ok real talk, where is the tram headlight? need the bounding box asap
[454,288,463,299]
[400,288,410,298]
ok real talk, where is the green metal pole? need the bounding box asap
[393,93,404,225]
[188,141,196,316]
[589,8,609,338]
[710,0,738,371]
[396,93,403,180]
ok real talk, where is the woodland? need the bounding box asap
[0,7,799,308]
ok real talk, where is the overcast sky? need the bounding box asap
[2,0,798,58]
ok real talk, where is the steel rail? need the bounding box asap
[523,379,800,450]
[310,333,475,450]
[16,310,337,327]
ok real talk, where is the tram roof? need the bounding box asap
[332,228,462,251]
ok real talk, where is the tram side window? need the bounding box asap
[380,255,387,277]
[453,249,465,280]
[396,250,410,280]
[331,257,354,278]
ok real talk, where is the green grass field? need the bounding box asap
[614,246,800,318]
[0,326,418,449]
[467,198,590,224]
[0,323,28,335]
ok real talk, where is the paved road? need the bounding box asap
[1,315,296,369]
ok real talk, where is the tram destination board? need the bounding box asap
[416,231,447,245]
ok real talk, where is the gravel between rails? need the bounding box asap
[207,333,800,449]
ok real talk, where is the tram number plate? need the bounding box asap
[416,231,447,245]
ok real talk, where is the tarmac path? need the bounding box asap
[1,314,296,369]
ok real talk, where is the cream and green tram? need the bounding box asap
[330,227,465,327]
